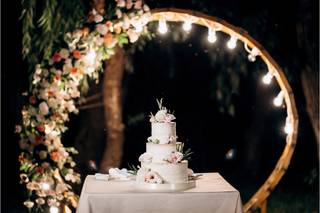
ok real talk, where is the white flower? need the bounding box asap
[116,0,125,7]
[35,198,45,205]
[134,0,142,9]
[127,29,139,42]
[39,102,49,115]
[154,109,167,122]
[143,4,150,12]
[139,153,153,163]
[96,24,108,35]
[116,9,122,18]
[23,200,34,208]
[59,48,70,59]
[126,0,133,9]
[56,183,68,194]
[166,151,183,163]
[47,98,59,109]
[94,14,103,23]
[144,171,163,184]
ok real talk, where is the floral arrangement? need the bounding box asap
[149,99,176,123]
[17,0,151,211]
[164,151,184,163]
[144,169,164,184]
[163,143,193,163]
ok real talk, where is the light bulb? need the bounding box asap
[182,19,192,32]
[227,36,237,49]
[41,182,50,190]
[284,123,293,134]
[207,28,217,43]
[158,18,168,34]
[262,72,273,85]
[273,91,284,107]
[50,206,59,213]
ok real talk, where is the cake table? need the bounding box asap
[77,173,243,213]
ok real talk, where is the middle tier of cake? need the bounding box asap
[146,143,176,163]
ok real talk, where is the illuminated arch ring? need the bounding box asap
[148,8,299,212]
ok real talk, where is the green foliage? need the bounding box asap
[21,0,87,73]
[127,164,139,175]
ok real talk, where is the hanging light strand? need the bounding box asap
[207,27,217,43]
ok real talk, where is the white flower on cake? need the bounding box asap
[144,170,163,184]
[149,98,176,123]
[164,151,184,164]
[139,153,153,163]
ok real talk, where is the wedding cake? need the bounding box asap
[135,99,195,191]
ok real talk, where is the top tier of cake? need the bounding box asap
[149,122,177,144]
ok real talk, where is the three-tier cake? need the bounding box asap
[135,99,195,191]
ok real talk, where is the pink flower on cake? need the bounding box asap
[166,151,183,163]
[144,171,163,184]
[165,114,176,122]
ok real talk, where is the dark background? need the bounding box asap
[2,0,319,212]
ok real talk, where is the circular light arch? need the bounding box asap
[148,8,299,212]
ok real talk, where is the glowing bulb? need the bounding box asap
[207,28,217,43]
[273,91,284,107]
[158,18,168,34]
[182,19,192,32]
[262,72,273,85]
[284,122,293,134]
[50,206,59,213]
[227,36,237,49]
[41,182,50,190]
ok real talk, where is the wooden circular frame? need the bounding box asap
[148,8,299,212]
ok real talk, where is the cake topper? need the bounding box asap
[149,98,176,123]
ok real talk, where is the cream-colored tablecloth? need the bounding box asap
[77,173,243,213]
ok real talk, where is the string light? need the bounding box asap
[50,206,59,213]
[284,117,294,134]
[227,35,237,49]
[182,19,192,32]
[248,47,260,62]
[262,72,273,85]
[273,91,284,107]
[41,182,50,190]
[158,17,168,34]
[207,28,217,43]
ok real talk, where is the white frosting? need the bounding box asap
[138,161,188,183]
[150,122,176,144]
[146,143,176,163]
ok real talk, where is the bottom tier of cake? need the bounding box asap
[136,161,189,184]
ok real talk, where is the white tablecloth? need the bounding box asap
[77,173,243,213]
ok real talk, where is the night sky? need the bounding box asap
[2,0,318,212]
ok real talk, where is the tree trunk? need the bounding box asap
[99,46,125,173]
[296,0,319,152]
[301,66,319,148]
